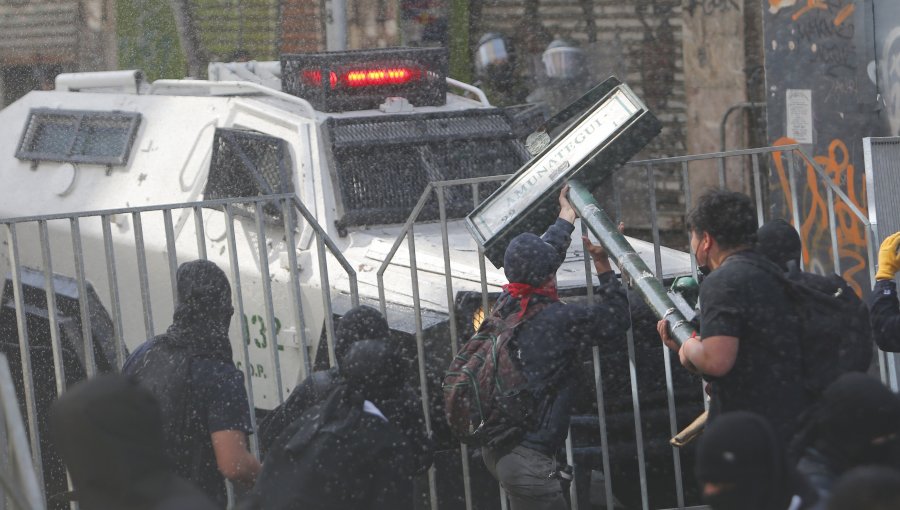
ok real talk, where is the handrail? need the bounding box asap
[149,80,317,118]
[446,78,491,107]
[0,193,297,224]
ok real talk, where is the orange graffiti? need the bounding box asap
[791,0,828,21]
[772,137,869,296]
[833,4,855,26]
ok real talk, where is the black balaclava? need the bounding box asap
[807,373,900,470]
[49,375,171,508]
[334,305,391,363]
[756,219,803,272]
[167,259,234,361]
[696,411,792,510]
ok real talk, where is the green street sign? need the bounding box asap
[465,78,661,267]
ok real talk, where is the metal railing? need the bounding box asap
[373,144,889,510]
[0,193,357,507]
[0,143,892,510]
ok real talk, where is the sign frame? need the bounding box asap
[465,79,661,267]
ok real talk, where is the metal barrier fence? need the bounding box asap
[0,144,894,509]
[0,193,356,508]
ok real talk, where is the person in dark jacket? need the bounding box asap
[756,219,872,373]
[870,231,900,351]
[49,374,217,510]
[257,305,392,453]
[696,411,818,510]
[480,185,630,510]
[123,260,260,506]
[792,373,900,502]
[256,305,433,472]
[239,340,419,510]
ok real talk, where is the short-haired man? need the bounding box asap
[124,260,260,506]
[658,190,810,444]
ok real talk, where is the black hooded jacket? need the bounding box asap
[49,375,216,510]
[793,373,900,500]
[123,260,252,507]
[240,340,419,510]
[696,411,818,510]
[257,306,433,471]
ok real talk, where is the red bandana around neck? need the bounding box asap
[502,280,559,318]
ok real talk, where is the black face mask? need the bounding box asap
[698,264,712,277]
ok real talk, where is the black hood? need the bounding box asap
[335,305,391,363]
[166,260,234,361]
[49,375,171,507]
[756,219,802,271]
[806,373,900,469]
[696,411,803,510]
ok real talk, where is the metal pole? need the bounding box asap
[567,180,696,345]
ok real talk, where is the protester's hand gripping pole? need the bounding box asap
[567,179,697,346]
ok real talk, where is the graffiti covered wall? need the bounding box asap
[763,0,884,292]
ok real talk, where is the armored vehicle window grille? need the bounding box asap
[330,110,530,228]
[15,109,141,166]
[205,128,295,222]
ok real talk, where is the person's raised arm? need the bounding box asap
[540,185,577,256]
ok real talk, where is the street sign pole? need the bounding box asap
[568,179,695,346]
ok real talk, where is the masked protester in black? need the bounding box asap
[792,373,900,501]
[123,260,260,506]
[256,305,433,472]
[696,411,818,510]
[239,340,419,510]
[756,219,872,373]
[49,374,217,510]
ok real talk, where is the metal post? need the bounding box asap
[163,208,180,307]
[282,199,312,380]
[38,221,67,393]
[71,218,97,377]
[646,167,685,507]
[3,225,44,490]
[406,223,439,510]
[223,205,259,456]
[132,212,155,338]
[567,180,696,344]
[101,216,127,369]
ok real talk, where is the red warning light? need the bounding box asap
[301,70,338,88]
[302,66,421,89]
[343,67,420,87]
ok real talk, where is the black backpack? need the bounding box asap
[731,255,873,396]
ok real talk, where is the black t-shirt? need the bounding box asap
[699,250,810,443]
[124,341,253,507]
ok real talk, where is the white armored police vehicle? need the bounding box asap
[0,48,697,508]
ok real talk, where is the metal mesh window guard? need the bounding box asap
[328,110,531,229]
[204,128,295,222]
[15,109,141,166]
